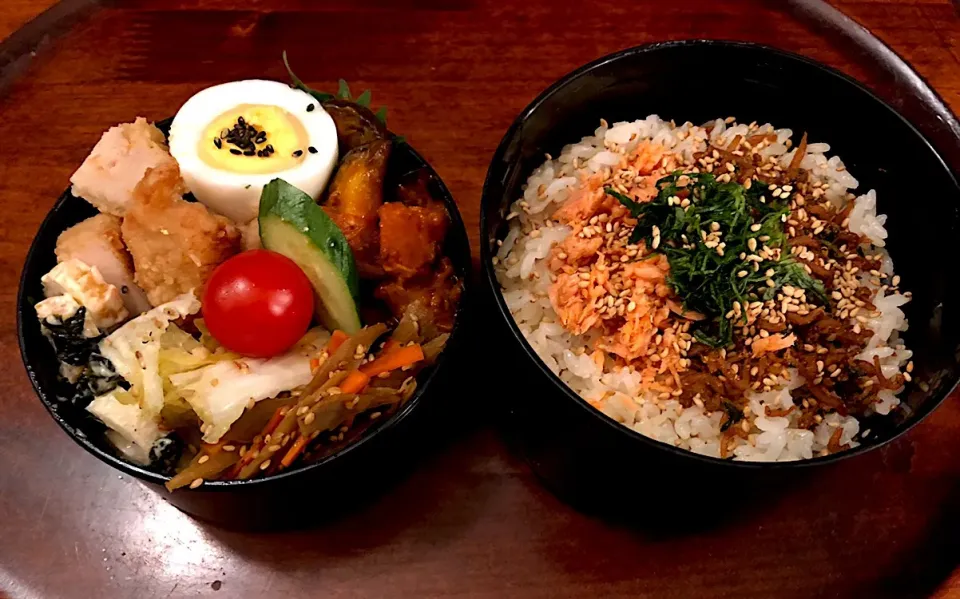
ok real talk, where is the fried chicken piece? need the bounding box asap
[56,213,152,315]
[121,164,241,306]
[70,118,177,217]
[378,201,448,279]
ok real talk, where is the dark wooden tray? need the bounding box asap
[2,1,959,597]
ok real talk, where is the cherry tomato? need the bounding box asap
[202,250,315,358]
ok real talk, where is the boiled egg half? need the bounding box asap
[169,79,338,223]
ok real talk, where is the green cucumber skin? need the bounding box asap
[259,179,361,333]
[259,178,360,299]
[260,219,361,333]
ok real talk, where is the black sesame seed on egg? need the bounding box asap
[308,146,317,154]
[293,149,303,157]
[230,148,242,155]
[307,104,315,112]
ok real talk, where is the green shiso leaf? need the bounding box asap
[281,53,391,126]
[337,79,352,100]
[355,89,373,107]
[608,172,827,347]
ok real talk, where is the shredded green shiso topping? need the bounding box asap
[608,172,827,348]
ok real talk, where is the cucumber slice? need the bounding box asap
[259,178,361,334]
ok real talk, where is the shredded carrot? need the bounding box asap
[227,407,285,478]
[327,330,350,352]
[225,450,252,479]
[310,357,321,371]
[340,370,371,394]
[263,407,286,436]
[360,344,425,377]
[280,435,309,468]
[380,340,398,355]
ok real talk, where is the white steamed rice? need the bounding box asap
[496,116,912,462]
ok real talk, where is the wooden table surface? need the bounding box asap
[3,1,960,597]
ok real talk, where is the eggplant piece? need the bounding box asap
[375,258,461,335]
[323,99,388,156]
[395,168,437,207]
[322,139,392,277]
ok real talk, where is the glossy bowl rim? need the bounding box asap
[17,137,473,490]
[480,39,960,470]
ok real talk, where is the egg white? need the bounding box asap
[168,79,338,224]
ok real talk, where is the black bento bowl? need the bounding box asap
[17,120,472,529]
[481,41,960,519]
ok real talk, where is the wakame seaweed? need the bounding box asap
[40,307,99,367]
[40,308,123,406]
[609,172,827,347]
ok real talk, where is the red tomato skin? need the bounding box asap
[202,250,315,358]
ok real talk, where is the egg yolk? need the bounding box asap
[200,104,308,175]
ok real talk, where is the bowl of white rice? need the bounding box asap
[481,41,960,508]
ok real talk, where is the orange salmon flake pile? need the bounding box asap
[544,141,698,394]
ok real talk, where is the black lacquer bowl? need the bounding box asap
[18,119,472,529]
[481,41,960,519]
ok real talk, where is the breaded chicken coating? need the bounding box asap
[70,118,177,217]
[55,213,152,315]
[121,164,241,306]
